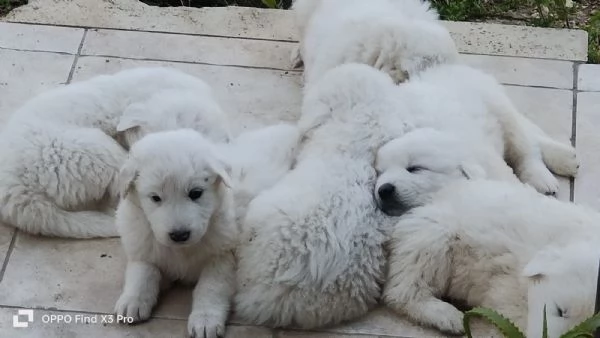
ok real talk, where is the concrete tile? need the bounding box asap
[7,0,589,60]
[504,85,574,201]
[0,233,125,312]
[0,22,84,53]
[319,308,447,337]
[445,21,588,61]
[226,325,274,338]
[6,0,297,41]
[575,92,600,210]
[578,64,600,92]
[82,29,296,70]
[461,54,574,89]
[277,331,379,338]
[72,56,303,136]
[0,307,187,337]
[0,224,15,277]
[0,49,74,126]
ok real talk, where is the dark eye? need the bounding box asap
[188,188,203,201]
[150,194,162,203]
[407,166,425,173]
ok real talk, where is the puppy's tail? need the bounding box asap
[1,195,118,238]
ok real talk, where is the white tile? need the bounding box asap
[72,56,303,136]
[578,64,600,92]
[7,1,589,60]
[0,307,187,337]
[0,233,125,312]
[82,29,297,70]
[445,21,588,61]
[0,22,84,53]
[462,54,574,89]
[504,85,573,144]
[0,49,74,126]
[575,92,600,210]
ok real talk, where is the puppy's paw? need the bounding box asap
[399,299,465,335]
[541,142,579,177]
[518,161,560,196]
[187,311,226,338]
[114,292,155,323]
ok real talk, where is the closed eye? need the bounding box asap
[407,166,427,173]
[555,304,568,318]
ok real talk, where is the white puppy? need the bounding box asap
[234,63,412,329]
[115,125,300,338]
[292,0,459,85]
[373,64,578,215]
[525,242,600,338]
[383,179,600,336]
[0,67,230,238]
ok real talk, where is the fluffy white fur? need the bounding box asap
[383,179,600,336]
[0,67,230,238]
[115,125,299,338]
[234,63,412,329]
[524,241,600,338]
[373,63,578,215]
[292,0,459,85]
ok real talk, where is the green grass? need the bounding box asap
[429,0,599,63]
[0,0,27,16]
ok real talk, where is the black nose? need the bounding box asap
[169,230,191,243]
[378,183,396,200]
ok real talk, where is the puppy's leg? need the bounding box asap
[1,127,125,238]
[383,214,464,335]
[188,251,235,338]
[115,261,161,323]
[515,115,579,177]
[488,90,561,195]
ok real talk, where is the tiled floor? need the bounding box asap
[0,2,598,337]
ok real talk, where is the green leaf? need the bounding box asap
[464,307,526,338]
[261,0,277,8]
[559,312,600,338]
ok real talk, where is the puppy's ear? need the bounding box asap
[117,103,146,133]
[118,157,139,198]
[522,249,559,283]
[458,163,486,180]
[208,154,233,189]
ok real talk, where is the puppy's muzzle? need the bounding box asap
[376,183,409,217]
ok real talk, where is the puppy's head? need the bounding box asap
[119,129,232,247]
[374,128,486,216]
[523,242,599,338]
[116,90,231,149]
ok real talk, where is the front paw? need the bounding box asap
[114,292,156,323]
[187,310,226,338]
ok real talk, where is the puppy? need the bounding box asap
[524,242,600,338]
[383,179,600,335]
[234,63,411,329]
[292,0,459,85]
[115,125,300,337]
[373,64,578,215]
[0,67,230,238]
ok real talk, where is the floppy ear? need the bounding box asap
[117,103,146,133]
[208,153,233,189]
[458,162,486,180]
[522,249,559,282]
[118,157,139,198]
